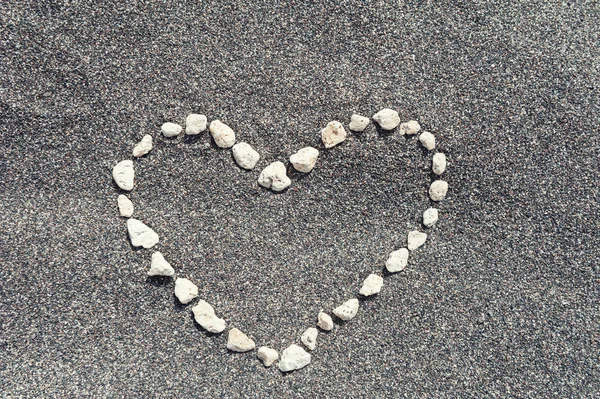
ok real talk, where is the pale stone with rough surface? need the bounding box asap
[174,277,198,304]
[317,311,334,331]
[386,248,409,273]
[429,180,448,201]
[301,327,318,351]
[117,195,134,217]
[127,218,159,248]
[433,153,447,175]
[321,121,347,148]
[399,120,421,135]
[161,122,182,137]
[258,161,291,192]
[148,251,175,277]
[112,160,135,191]
[132,135,153,157]
[418,131,435,150]
[359,274,383,296]
[227,328,255,352]
[232,142,260,170]
[185,114,207,135]
[408,231,427,251]
[372,108,400,130]
[333,298,359,321]
[290,147,319,173]
[278,344,311,372]
[192,300,226,333]
[257,347,279,367]
[209,120,236,148]
[349,114,369,132]
[423,208,439,228]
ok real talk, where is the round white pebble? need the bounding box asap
[232,142,260,170]
[117,194,134,217]
[132,135,153,157]
[372,108,400,130]
[301,327,318,351]
[399,120,421,135]
[258,161,291,192]
[429,180,449,201]
[185,114,207,135]
[423,208,439,228]
[192,300,226,333]
[418,131,435,150]
[407,230,427,251]
[317,311,334,331]
[332,298,359,321]
[112,160,135,191]
[278,344,311,372]
[359,273,383,296]
[433,153,447,175]
[174,277,198,304]
[227,328,255,352]
[209,120,236,148]
[349,114,369,132]
[321,121,347,148]
[385,248,409,273]
[290,147,319,173]
[161,122,182,137]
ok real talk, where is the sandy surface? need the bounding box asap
[1,1,599,397]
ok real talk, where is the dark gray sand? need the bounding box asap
[1,1,599,397]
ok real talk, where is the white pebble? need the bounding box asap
[429,180,449,201]
[192,300,226,333]
[185,114,207,135]
[227,328,255,352]
[301,327,318,351]
[112,160,135,191]
[232,142,260,170]
[349,114,369,132]
[117,194,134,217]
[423,208,439,228]
[257,347,279,367]
[321,121,347,148]
[432,153,447,175]
[148,251,175,277]
[258,161,291,192]
[418,131,435,150]
[359,274,383,296]
[132,135,153,157]
[126,218,159,249]
[317,311,334,331]
[333,298,359,321]
[399,120,421,135]
[174,277,198,304]
[407,231,427,251]
[289,147,319,173]
[385,248,409,273]
[161,122,182,137]
[372,108,400,130]
[278,344,311,372]
[209,120,236,148]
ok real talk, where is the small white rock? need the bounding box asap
[332,298,359,321]
[385,248,409,273]
[301,327,318,351]
[349,114,369,132]
[148,251,175,277]
[359,273,384,296]
[132,135,153,157]
[432,153,447,175]
[257,347,279,367]
[418,131,435,150]
[258,161,291,192]
[423,208,439,228]
[192,300,226,333]
[372,108,400,130]
[317,311,334,331]
[174,277,198,305]
[227,328,255,352]
[399,120,421,135]
[112,160,135,191]
[321,121,347,148]
[117,194,134,217]
[161,122,182,137]
[278,344,311,372]
[232,142,260,170]
[290,147,319,173]
[185,114,207,135]
[209,120,236,148]
[429,180,449,201]
[126,218,159,249]
[407,230,427,251]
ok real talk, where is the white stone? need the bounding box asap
[321,121,347,148]
[257,347,279,367]
[301,327,318,351]
[359,274,384,296]
[192,300,226,333]
[399,120,421,135]
[185,114,207,135]
[209,120,236,148]
[332,298,359,321]
[148,251,175,277]
[407,230,427,251]
[112,160,135,191]
[174,277,198,304]
[317,311,334,331]
[161,122,182,137]
[432,153,447,175]
[429,180,449,201]
[227,328,255,352]
[289,147,319,173]
[127,218,159,249]
[418,131,435,150]
[372,108,400,130]
[278,344,311,372]
[232,142,260,170]
[132,135,153,157]
[385,248,409,273]
[117,195,134,217]
[349,114,369,132]
[258,161,291,192]
[423,208,439,228]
